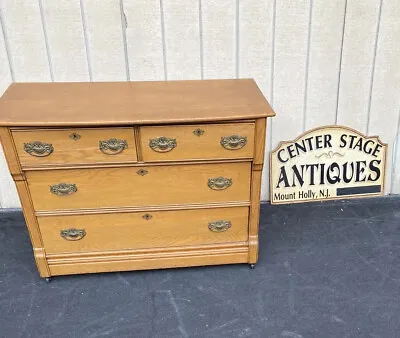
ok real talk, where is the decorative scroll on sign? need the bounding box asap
[270,126,387,204]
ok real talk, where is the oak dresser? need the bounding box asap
[0,79,275,280]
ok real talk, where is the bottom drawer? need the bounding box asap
[38,207,249,254]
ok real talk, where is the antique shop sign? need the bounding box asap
[270,126,387,204]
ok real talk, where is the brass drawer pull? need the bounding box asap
[208,177,232,190]
[99,138,128,155]
[208,220,231,232]
[50,183,77,196]
[149,137,177,152]
[24,141,54,157]
[60,228,86,241]
[220,135,247,150]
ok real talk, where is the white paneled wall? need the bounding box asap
[1,0,400,208]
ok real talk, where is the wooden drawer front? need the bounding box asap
[38,207,249,254]
[12,128,137,167]
[27,162,251,211]
[140,123,254,162]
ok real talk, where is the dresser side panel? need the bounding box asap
[0,127,50,277]
[248,118,267,263]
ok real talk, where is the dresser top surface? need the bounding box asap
[0,79,274,127]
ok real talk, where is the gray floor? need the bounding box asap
[0,198,399,338]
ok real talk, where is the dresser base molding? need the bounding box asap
[46,243,249,276]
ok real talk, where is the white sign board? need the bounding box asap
[270,126,387,204]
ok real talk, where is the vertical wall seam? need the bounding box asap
[0,6,14,81]
[79,0,93,81]
[335,0,348,125]
[120,0,130,81]
[38,0,54,81]
[397,106,400,136]
[160,0,168,81]
[366,0,383,135]
[199,0,204,80]
[269,0,277,150]
[235,0,240,78]
[303,0,313,132]
[392,106,400,193]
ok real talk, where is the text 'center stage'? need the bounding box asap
[270,126,387,204]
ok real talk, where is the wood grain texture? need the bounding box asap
[47,244,249,276]
[0,79,270,276]
[0,127,21,175]
[202,0,236,79]
[368,1,400,194]
[0,129,46,272]
[336,0,381,133]
[248,118,266,263]
[81,0,126,81]
[124,0,164,81]
[0,80,275,126]
[38,206,249,254]
[0,128,20,207]
[253,118,266,165]
[163,0,201,80]
[40,0,89,81]
[272,0,310,147]
[140,123,254,162]
[1,0,51,81]
[261,120,271,201]
[27,162,252,211]
[248,169,262,264]
[13,127,137,167]
[36,201,250,216]
[305,0,346,129]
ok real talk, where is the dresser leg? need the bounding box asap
[45,277,52,283]
[249,264,256,269]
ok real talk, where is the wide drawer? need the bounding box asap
[140,123,254,162]
[12,128,137,167]
[37,207,249,254]
[27,162,251,211]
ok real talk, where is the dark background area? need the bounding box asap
[1,197,399,337]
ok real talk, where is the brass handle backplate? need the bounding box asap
[60,228,86,241]
[50,183,77,196]
[24,141,54,157]
[208,177,232,190]
[208,220,231,232]
[220,135,247,150]
[149,137,177,153]
[99,138,128,155]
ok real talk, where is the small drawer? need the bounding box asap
[12,128,137,167]
[37,206,249,254]
[26,162,251,211]
[140,123,254,162]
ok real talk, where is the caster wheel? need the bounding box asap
[249,264,256,269]
[45,277,52,283]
